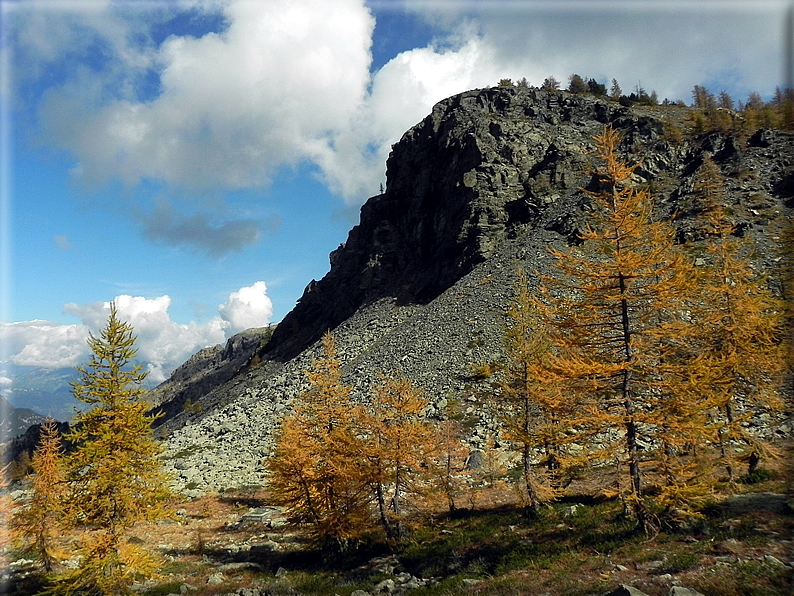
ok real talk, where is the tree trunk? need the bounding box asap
[521,364,541,516]
[444,453,457,512]
[748,450,760,475]
[390,468,405,538]
[376,481,394,540]
[618,272,648,532]
[523,443,540,517]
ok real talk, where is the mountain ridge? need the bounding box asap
[148,85,792,495]
[261,86,648,362]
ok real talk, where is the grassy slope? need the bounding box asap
[126,470,792,596]
[9,465,785,596]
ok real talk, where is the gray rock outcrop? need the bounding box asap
[153,85,793,494]
[146,327,274,420]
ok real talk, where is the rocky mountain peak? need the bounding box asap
[262,86,675,362]
[145,85,791,495]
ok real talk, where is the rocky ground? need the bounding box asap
[159,224,792,495]
[4,474,792,596]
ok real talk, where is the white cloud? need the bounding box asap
[310,1,785,202]
[0,320,90,369]
[63,294,229,383]
[312,32,500,200]
[404,1,786,103]
[0,375,11,397]
[14,0,788,213]
[34,0,375,192]
[218,281,273,334]
[1,283,274,384]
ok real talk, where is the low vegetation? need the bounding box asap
[7,474,791,596]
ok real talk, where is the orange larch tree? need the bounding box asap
[12,419,67,573]
[430,418,470,514]
[358,375,437,539]
[535,127,710,531]
[267,332,370,547]
[497,269,583,515]
[693,170,786,480]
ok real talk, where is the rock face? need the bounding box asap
[153,86,793,494]
[262,87,653,362]
[146,327,274,420]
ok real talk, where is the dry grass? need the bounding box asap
[3,451,792,596]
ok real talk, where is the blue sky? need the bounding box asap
[1,0,791,388]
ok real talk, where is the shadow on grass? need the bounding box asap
[216,494,269,509]
[398,500,639,580]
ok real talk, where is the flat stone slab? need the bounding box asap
[717,492,790,515]
[240,507,288,527]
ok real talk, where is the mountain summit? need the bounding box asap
[263,86,663,362]
[150,85,791,494]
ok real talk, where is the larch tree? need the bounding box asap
[59,303,171,595]
[690,155,724,218]
[267,332,370,548]
[693,167,786,479]
[535,127,710,531]
[12,419,67,573]
[430,418,470,514]
[359,375,437,539]
[497,269,583,515]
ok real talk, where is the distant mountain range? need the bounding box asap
[1,364,161,438]
[0,394,50,440]
[3,366,80,423]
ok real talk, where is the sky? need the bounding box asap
[0,0,791,390]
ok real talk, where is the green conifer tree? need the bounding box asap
[57,303,171,595]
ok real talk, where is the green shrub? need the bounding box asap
[738,468,777,485]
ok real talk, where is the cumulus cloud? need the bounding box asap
[218,281,274,333]
[63,294,227,383]
[1,283,274,384]
[405,1,786,102]
[313,33,498,200]
[14,0,787,213]
[33,0,375,192]
[21,0,504,205]
[0,320,91,369]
